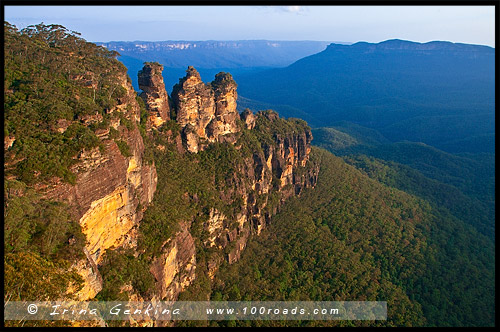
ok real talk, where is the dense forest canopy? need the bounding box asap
[4,22,127,184]
[206,148,495,327]
[312,126,495,240]
[3,22,495,327]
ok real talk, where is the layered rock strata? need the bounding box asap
[202,110,319,278]
[138,62,171,128]
[149,222,197,301]
[44,71,157,300]
[171,66,240,152]
[37,65,319,307]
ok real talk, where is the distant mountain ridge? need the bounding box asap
[98,40,335,54]
[235,39,495,154]
[95,40,334,69]
[96,39,333,91]
[334,39,494,52]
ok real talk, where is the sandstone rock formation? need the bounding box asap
[4,25,325,327]
[44,71,157,299]
[34,65,318,310]
[199,110,319,278]
[138,62,171,129]
[73,248,104,300]
[149,222,196,301]
[171,66,240,152]
[208,72,240,140]
[241,108,256,130]
[4,135,15,150]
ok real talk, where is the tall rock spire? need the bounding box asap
[138,62,171,129]
[207,72,239,139]
[172,66,215,135]
[171,66,240,153]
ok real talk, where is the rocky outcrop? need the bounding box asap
[172,66,214,131]
[241,108,256,130]
[171,66,240,152]
[35,64,318,312]
[199,110,319,278]
[149,222,196,301]
[44,71,157,297]
[138,62,171,129]
[264,126,314,190]
[73,248,103,300]
[5,23,326,328]
[207,72,240,140]
[4,135,15,150]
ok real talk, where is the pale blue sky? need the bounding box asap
[4,5,495,46]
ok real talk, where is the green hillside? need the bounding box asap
[209,148,495,327]
[312,126,495,240]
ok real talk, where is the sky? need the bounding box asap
[4,5,496,47]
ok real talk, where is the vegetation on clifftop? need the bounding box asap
[4,180,85,303]
[3,23,117,306]
[4,22,128,184]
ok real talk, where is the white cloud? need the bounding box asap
[284,6,302,13]
[255,6,306,14]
